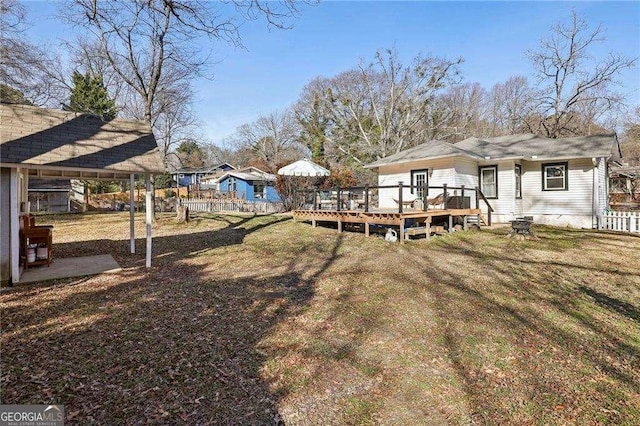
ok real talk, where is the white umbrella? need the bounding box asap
[277,158,330,177]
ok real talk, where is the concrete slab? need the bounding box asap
[19,254,121,284]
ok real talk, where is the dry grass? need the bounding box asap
[1,212,639,424]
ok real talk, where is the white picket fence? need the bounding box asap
[178,198,284,214]
[597,211,640,233]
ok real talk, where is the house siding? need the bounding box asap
[476,160,518,221]
[218,176,280,202]
[521,158,595,227]
[377,158,456,208]
[453,158,477,189]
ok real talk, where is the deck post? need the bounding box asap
[337,187,341,211]
[338,219,343,233]
[130,173,135,254]
[312,218,317,228]
[422,183,428,212]
[460,185,465,209]
[365,221,370,237]
[10,168,20,283]
[463,215,468,231]
[475,187,480,209]
[448,214,453,233]
[364,185,369,213]
[443,184,448,210]
[398,181,403,214]
[400,219,405,244]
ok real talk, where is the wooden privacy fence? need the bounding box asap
[597,211,640,233]
[178,198,283,214]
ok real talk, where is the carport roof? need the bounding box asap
[0,103,165,177]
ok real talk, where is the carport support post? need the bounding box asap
[130,174,135,254]
[10,169,20,283]
[145,174,152,268]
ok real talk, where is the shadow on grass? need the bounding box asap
[51,214,292,268]
[579,285,640,322]
[1,214,341,424]
[414,232,640,424]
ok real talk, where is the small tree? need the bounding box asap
[64,70,117,120]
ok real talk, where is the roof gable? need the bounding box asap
[1,104,164,174]
[217,169,276,182]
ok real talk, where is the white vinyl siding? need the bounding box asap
[522,158,594,217]
[453,158,478,189]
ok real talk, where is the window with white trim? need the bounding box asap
[542,162,568,191]
[515,164,522,199]
[254,182,266,199]
[479,166,498,198]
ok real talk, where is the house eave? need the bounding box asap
[365,153,476,169]
[522,154,611,162]
[1,162,163,180]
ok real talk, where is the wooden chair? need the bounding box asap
[20,215,53,269]
[427,193,445,209]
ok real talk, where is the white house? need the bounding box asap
[365,134,621,228]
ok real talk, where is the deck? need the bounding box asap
[292,208,483,243]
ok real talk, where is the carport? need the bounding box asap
[0,104,165,285]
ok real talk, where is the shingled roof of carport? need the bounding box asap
[0,103,164,177]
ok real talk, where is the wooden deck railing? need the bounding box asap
[296,183,494,219]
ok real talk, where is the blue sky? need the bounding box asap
[23,1,640,145]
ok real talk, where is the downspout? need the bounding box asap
[592,157,598,229]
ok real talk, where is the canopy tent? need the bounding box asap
[277,159,330,177]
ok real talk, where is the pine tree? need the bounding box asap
[64,71,117,120]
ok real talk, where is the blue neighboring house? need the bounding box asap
[172,163,236,187]
[212,167,281,202]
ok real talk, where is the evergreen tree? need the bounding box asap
[64,71,117,120]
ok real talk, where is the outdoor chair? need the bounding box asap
[427,193,445,209]
[392,191,418,208]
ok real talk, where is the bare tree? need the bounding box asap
[438,82,489,141]
[527,11,636,138]
[300,49,462,164]
[62,0,306,129]
[232,110,304,170]
[0,0,60,104]
[487,76,537,136]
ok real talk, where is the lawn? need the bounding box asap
[1,212,639,424]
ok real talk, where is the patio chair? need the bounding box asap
[392,191,418,208]
[427,193,445,209]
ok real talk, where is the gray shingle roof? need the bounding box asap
[1,103,165,173]
[366,133,620,168]
[365,139,483,168]
[455,133,620,161]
